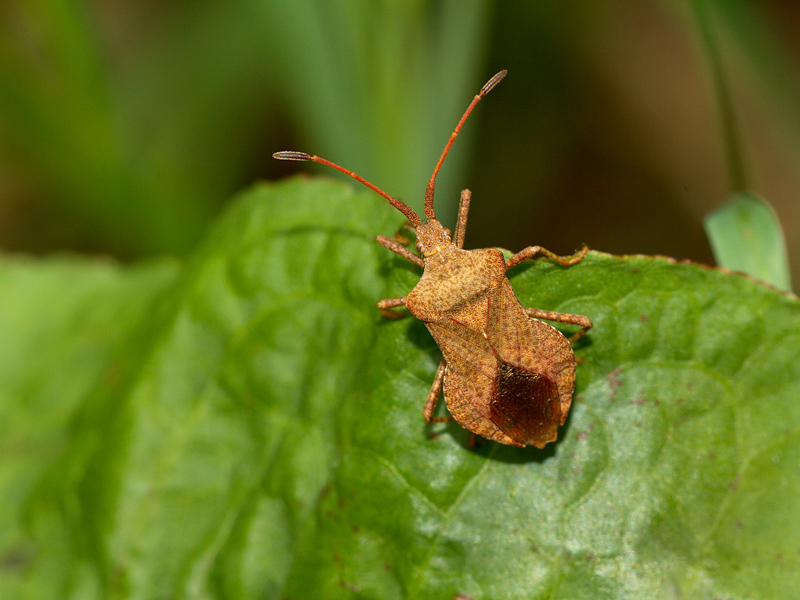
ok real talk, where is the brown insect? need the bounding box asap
[274,70,592,448]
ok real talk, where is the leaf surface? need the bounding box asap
[1,179,798,599]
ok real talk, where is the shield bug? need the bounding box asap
[274,70,593,448]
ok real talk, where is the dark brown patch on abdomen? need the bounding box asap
[489,360,561,448]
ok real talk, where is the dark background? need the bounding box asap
[1,1,798,283]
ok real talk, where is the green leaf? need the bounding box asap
[0,254,179,599]
[704,192,792,292]
[2,179,799,599]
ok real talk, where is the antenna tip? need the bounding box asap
[481,70,507,95]
[273,151,312,161]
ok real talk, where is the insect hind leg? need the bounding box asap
[522,307,593,343]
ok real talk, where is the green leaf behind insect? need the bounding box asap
[1,178,799,599]
[704,192,792,292]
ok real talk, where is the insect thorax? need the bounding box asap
[405,247,506,321]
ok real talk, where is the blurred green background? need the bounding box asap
[1,0,798,281]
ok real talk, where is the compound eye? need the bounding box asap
[415,240,422,251]
[444,228,452,240]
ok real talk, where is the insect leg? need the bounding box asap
[391,224,413,247]
[453,189,471,249]
[505,244,589,270]
[423,359,453,423]
[376,296,407,319]
[522,307,593,343]
[376,235,424,268]
[377,296,406,309]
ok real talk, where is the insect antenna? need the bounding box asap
[272,151,421,227]
[423,70,507,221]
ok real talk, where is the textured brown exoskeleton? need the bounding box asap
[274,70,592,448]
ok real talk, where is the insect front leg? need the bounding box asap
[376,235,424,268]
[522,307,593,343]
[453,189,471,249]
[391,221,416,247]
[374,234,421,317]
[422,359,452,423]
[505,244,589,270]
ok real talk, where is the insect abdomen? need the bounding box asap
[489,360,561,448]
